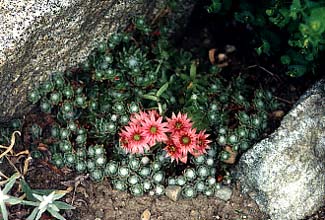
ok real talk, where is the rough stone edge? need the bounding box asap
[0,0,196,122]
[233,79,325,218]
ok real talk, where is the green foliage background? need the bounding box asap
[208,0,325,77]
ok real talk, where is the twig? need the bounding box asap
[246,64,281,81]
[23,156,32,176]
[0,131,21,159]
[5,156,21,175]
[274,96,294,104]
[0,171,9,180]
[0,131,22,176]
[60,174,89,205]
[151,7,170,25]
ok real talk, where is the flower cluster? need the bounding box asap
[119,111,211,163]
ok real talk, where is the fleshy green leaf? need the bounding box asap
[190,61,197,80]
[35,208,46,220]
[52,192,66,201]
[3,173,20,194]
[49,203,60,212]
[54,201,75,210]
[156,83,169,97]
[6,196,22,205]
[47,206,66,220]
[179,73,189,81]
[20,179,36,201]
[32,193,44,202]
[26,207,39,220]
[0,202,8,220]
[142,94,159,102]
[21,179,55,201]
[21,200,39,206]
[32,189,55,196]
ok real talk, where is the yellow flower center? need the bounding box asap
[181,136,190,145]
[175,121,182,129]
[133,134,141,141]
[167,145,176,153]
[150,126,157,134]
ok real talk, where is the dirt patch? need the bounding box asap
[25,166,266,220]
[73,181,267,220]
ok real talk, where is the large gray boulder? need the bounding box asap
[0,0,193,122]
[234,79,325,220]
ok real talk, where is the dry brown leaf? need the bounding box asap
[209,48,216,64]
[272,110,285,118]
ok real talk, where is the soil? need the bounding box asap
[2,2,325,220]
[23,166,268,220]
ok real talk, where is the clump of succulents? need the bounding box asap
[26,15,279,198]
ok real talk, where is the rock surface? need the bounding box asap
[215,186,232,201]
[234,79,325,220]
[0,0,193,122]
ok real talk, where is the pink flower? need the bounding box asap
[172,128,197,155]
[119,124,149,154]
[191,130,211,157]
[141,112,169,147]
[129,111,149,126]
[147,110,160,120]
[119,110,211,163]
[163,140,188,163]
[166,112,193,133]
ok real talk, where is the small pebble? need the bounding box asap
[190,210,200,219]
[215,186,233,201]
[165,186,182,202]
[141,209,151,220]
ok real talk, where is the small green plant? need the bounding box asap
[0,174,23,220]
[208,0,325,77]
[0,173,73,220]
[25,191,74,220]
